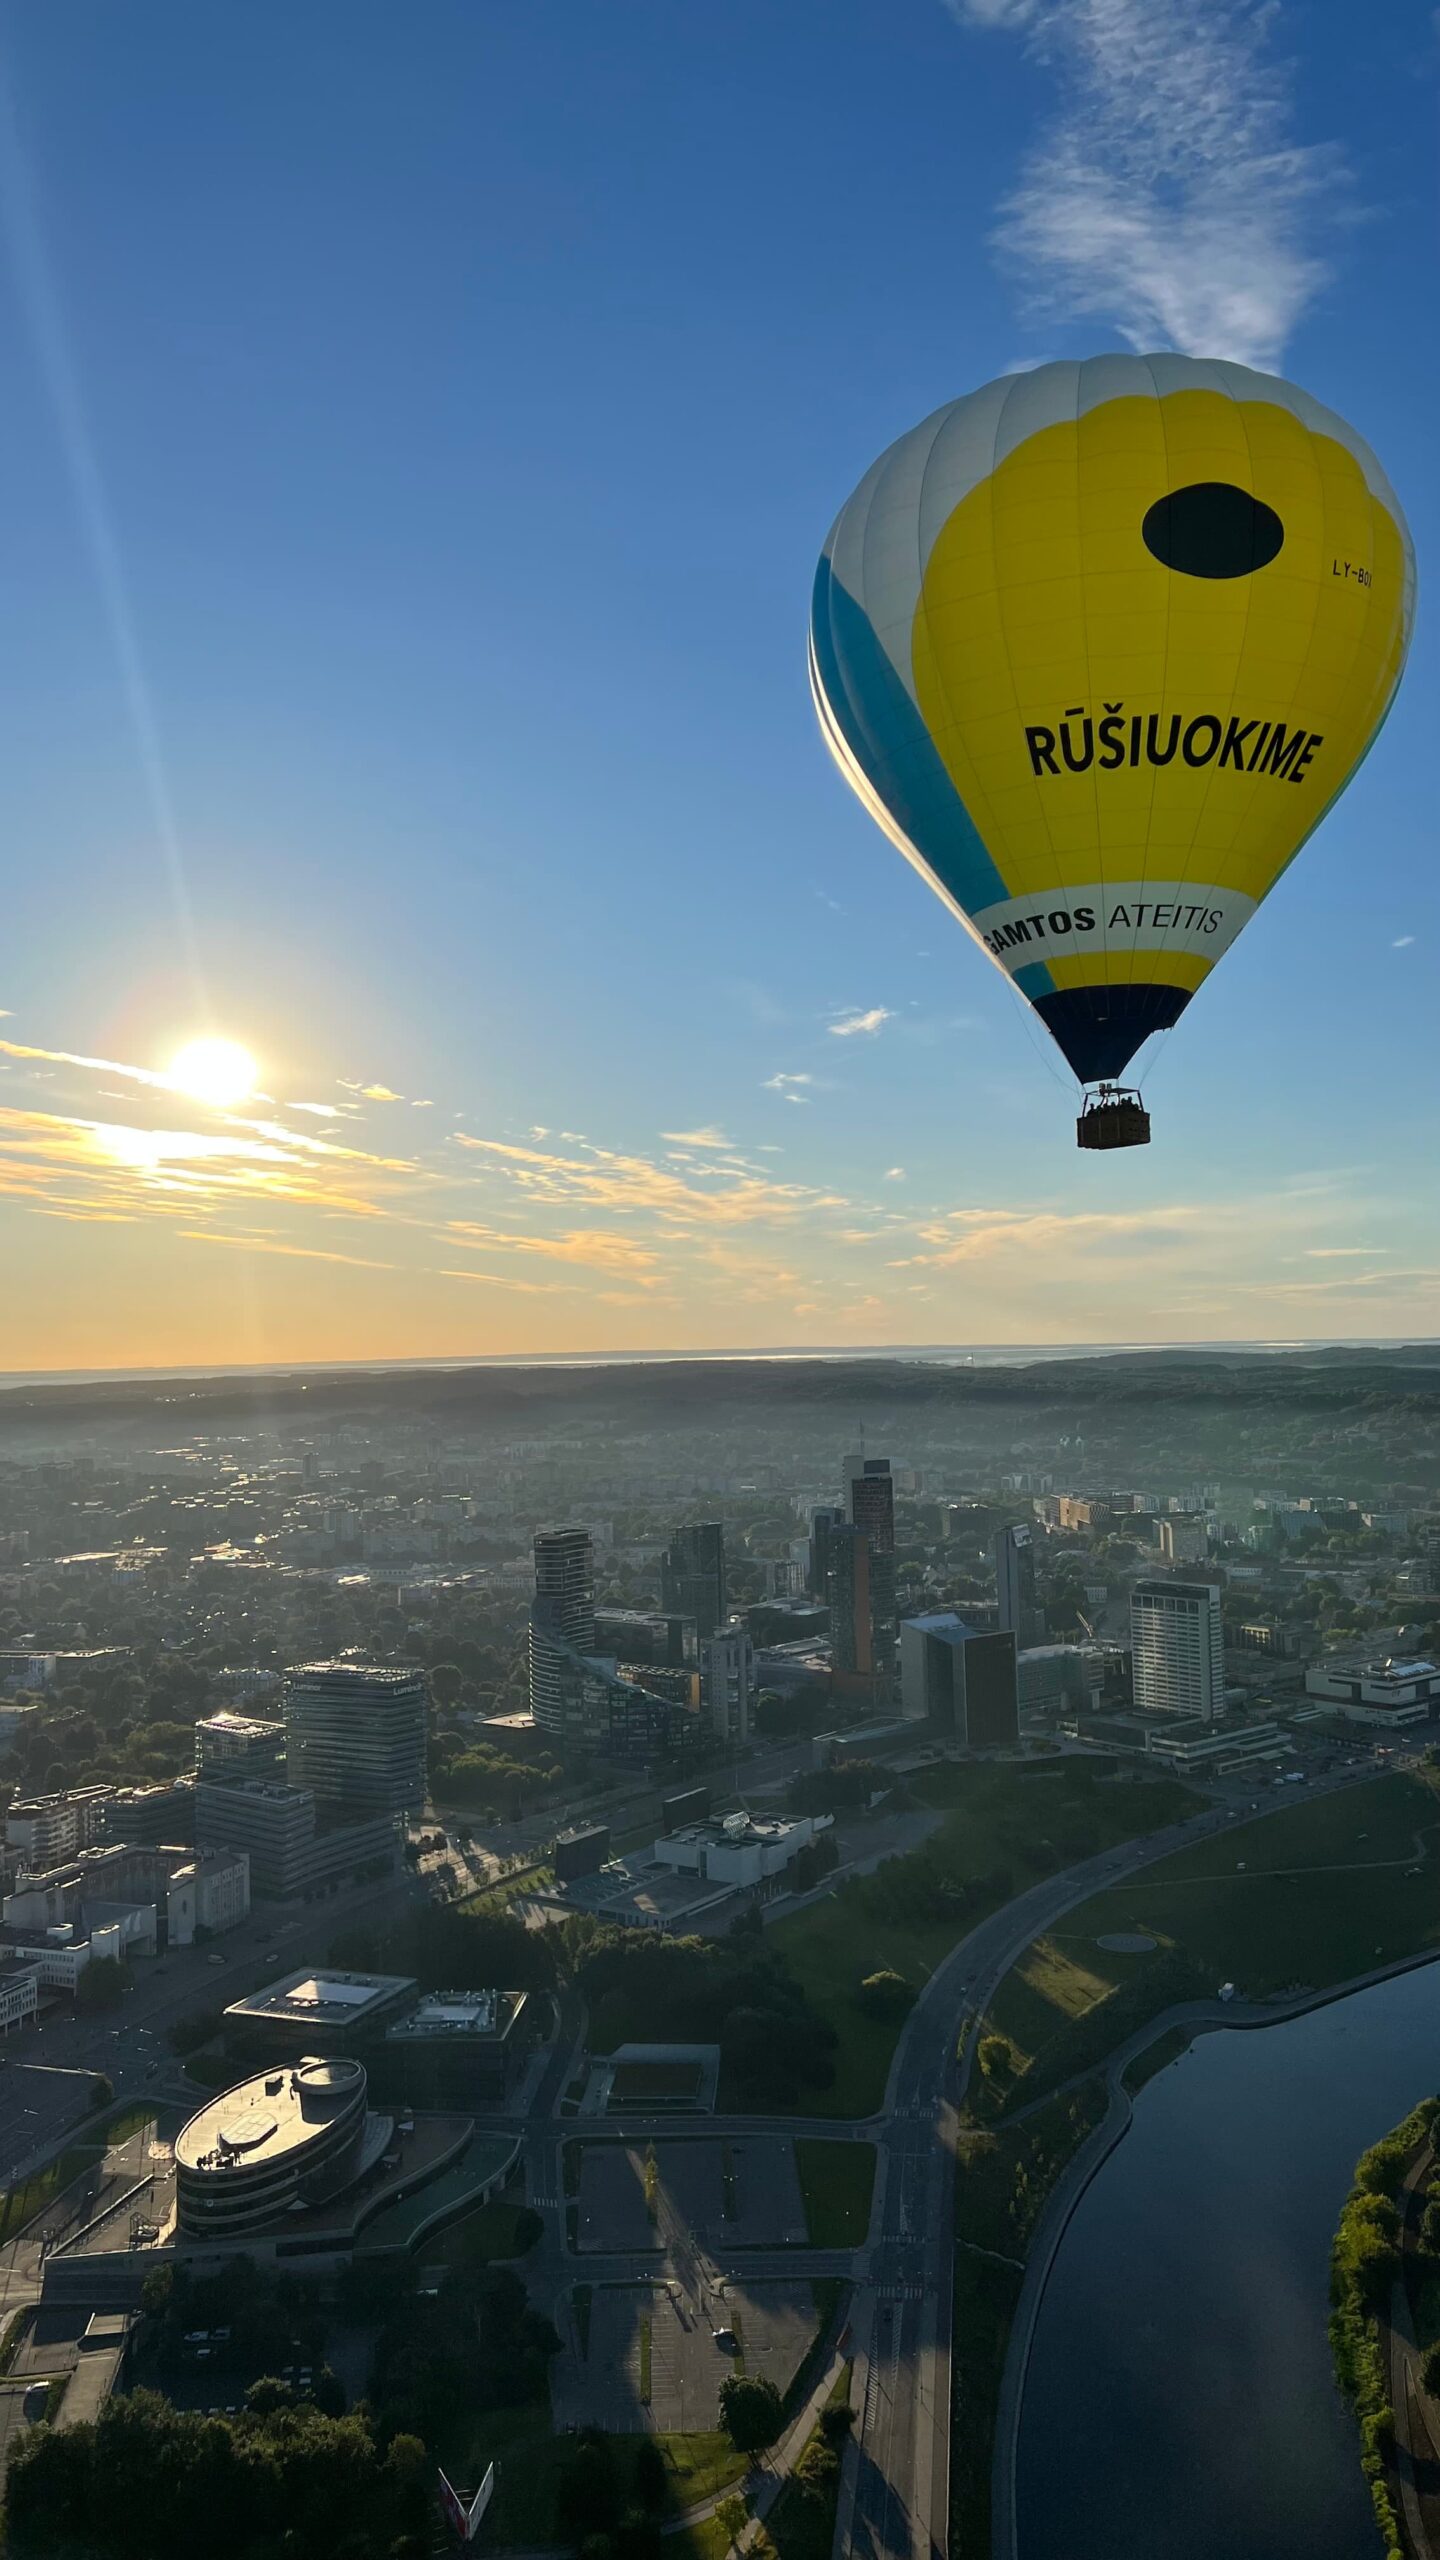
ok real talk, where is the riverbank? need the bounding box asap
[989,1944,1440,2560]
[1332,2100,1440,2560]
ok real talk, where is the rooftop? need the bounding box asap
[225,1966,416,2027]
[176,2057,367,2176]
[386,1989,504,2040]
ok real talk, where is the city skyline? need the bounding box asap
[0,0,1434,1371]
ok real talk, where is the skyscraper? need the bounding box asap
[1130,1579,1225,1721]
[529,1527,597,1740]
[899,1614,1019,1747]
[826,1523,873,1677]
[701,1621,756,1748]
[808,1505,844,1601]
[994,1523,1044,1648]
[846,1457,897,1679]
[283,1662,428,1819]
[661,1522,727,1643]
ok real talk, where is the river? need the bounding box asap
[1016,1961,1440,2559]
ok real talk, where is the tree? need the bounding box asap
[819,2400,856,2444]
[75,1958,130,2014]
[978,2034,1015,2085]
[718,2373,783,2454]
[1423,2340,1440,2400]
[716,2491,750,2552]
[856,1969,913,2022]
[557,2429,623,2544]
[88,2074,113,2111]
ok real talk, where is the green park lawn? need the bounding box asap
[770,1762,1202,2117]
[453,2405,746,2549]
[794,2139,875,2246]
[973,1766,1440,2117]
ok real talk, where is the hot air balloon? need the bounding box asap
[809,355,1415,1148]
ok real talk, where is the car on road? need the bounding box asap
[22,2383,49,2423]
[711,2327,737,2351]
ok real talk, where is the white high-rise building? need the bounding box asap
[1130,1579,1224,1721]
[529,1527,598,1741]
[701,1621,756,1748]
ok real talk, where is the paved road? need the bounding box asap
[0,1866,428,2187]
[835,1791,1275,2560]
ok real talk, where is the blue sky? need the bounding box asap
[0,0,1434,1369]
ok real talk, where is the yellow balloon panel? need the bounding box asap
[912,392,1408,976]
[811,358,1414,1086]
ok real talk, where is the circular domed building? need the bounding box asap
[175,2057,369,2242]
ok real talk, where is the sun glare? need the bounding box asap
[166,1036,257,1110]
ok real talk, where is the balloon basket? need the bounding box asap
[1076,1087,1151,1150]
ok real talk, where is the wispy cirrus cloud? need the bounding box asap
[947,0,1344,369]
[450,1131,845,1226]
[828,1006,893,1038]
[660,1127,735,1150]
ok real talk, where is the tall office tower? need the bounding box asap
[528,1526,599,1741]
[899,1614,1020,1747]
[282,1662,429,1819]
[826,1523,874,1677]
[808,1505,844,1601]
[994,1523,1044,1649]
[661,1521,727,1643]
[846,1457,897,1679]
[1130,1579,1225,1721]
[701,1621,756,1748]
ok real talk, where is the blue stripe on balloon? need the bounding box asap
[810,556,1010,921]
[1011,960,1057,998]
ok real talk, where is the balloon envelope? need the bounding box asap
[810,355,1415,1085]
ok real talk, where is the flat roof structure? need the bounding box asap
[176,2058,368,2180]
[225,1966,416,2034]
[388,1990,502,2039]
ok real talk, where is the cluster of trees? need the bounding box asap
[554,2429,671,2559]
[431,1738,565,1820]
[1329,2097,1440,2560]
[565,1913,837,2108]
[329,1898,555,1996]
[788,1760,876,1817]
[367,2258,558,2449]
[2,2391,430,2560]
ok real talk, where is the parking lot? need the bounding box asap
[554,2277,819,2434]
[574,2136,807,2252]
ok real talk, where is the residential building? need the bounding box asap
[1159,1515,1210,1565]
[701,1621,756,1748]
[899,1614,1019,1748]
[660,1522,727,1643]
[592,1609,693,1668]
[283,1662,428,1820]
[6,1788,113,1872]
[994,1524,1045,1649]
[529,1528,597,1739]
[1130,1579,1225,1721]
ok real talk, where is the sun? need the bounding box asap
[166,1036,258,1110]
